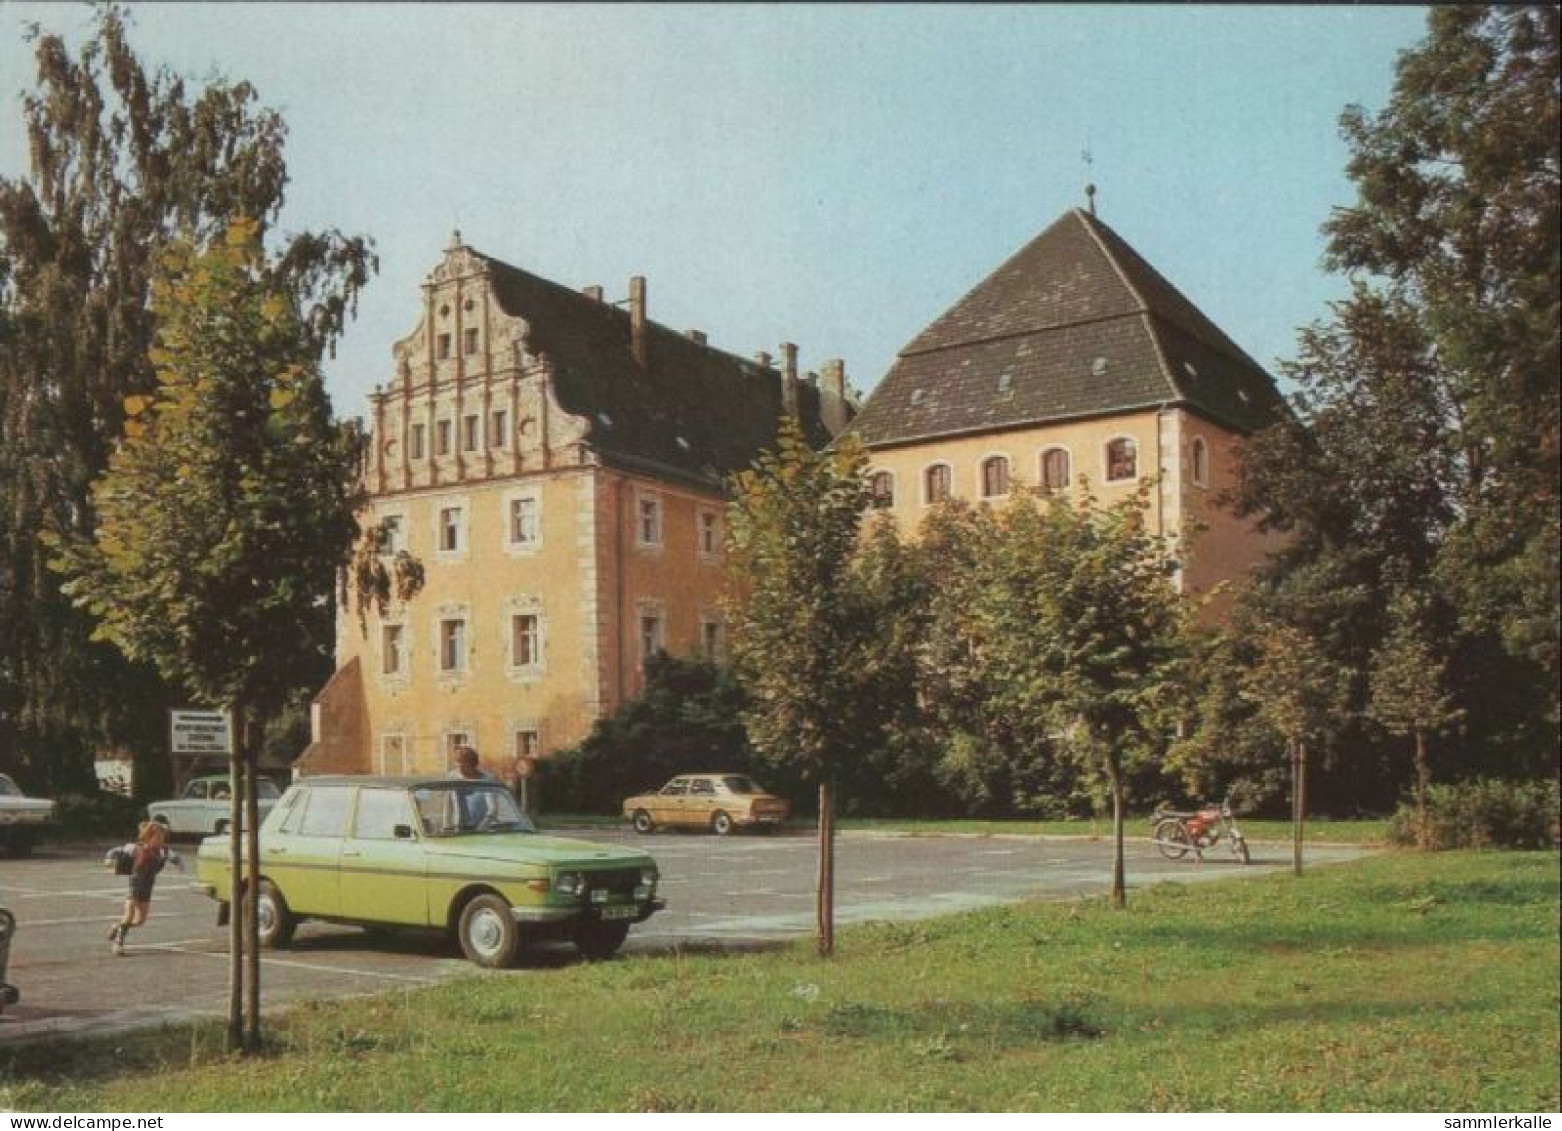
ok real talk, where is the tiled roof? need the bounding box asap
[480,255,833,487]
[851,209,1285,447]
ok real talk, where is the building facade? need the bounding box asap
[299,235,848,778]
[847,207,1287,604]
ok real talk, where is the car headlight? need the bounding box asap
[554,871,586,897]
[636,868,658,899]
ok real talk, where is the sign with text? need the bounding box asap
[170,709,233,756]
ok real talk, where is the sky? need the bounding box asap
[0,3,1431,419]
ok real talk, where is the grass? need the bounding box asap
[0,850,1553,1112]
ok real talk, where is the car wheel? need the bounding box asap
[458,894,520,969]
[711,811,734,836]
[575,921,630,961]
[253,880,296,948]
[632,810,654,835]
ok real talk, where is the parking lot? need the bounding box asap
[0,829,1371,1042]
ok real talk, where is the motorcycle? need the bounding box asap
[1150,797,1251,865]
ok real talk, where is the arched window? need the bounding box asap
[869,471,895,509]
[924,463,952,505]
[1040,447,1072,492]
[1105,437,1138,482]
[980,456,1010,499]
[1191,436,1210,487]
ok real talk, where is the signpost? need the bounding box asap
[170,709,234,794]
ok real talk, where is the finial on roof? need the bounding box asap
[1086,183,1097,217]
[448,228,464,250]
[1082,138,1097,217]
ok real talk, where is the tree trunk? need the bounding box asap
[243,739,262,1052]
[1413,727,1430,850]
[1105,752,1126,909]
[226,704,244,1053]
[1292,740,1307,877]
[816,780,835,958]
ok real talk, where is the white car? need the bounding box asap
[148,774,282,837]
[0,773,55,856]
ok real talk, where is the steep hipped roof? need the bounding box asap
[850,209,1285,447]
[480,254,834,487]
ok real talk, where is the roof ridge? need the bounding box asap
[898,308,1155,360]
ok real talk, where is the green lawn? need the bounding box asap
[1,850,1554,1112]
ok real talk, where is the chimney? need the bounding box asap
[780,342,799,420]
[629,276,648,368]
[687,329,707,345]
[820,358,850,435]
[583,284,603,302]
[754,350,772,369]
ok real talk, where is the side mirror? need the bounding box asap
[393,824,415,840]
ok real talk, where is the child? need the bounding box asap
[104,820,181,956]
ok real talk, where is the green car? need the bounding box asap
[195,775,663,967]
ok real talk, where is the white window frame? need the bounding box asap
[1103,436,1139,484]
[510,611,542,672]
[1039,446,1073,492]
[438,615,468,675]
[699,612,725,662]
[380,622,407,679]
[504,490,541,554]
[436,498,469,560]
[697,507,721,563]
[635,490,664,551]
[636,599,666,670]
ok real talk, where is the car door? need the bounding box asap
[267,784,350,917]
[688,778,718,826]
[339,787,429,926]
[654,779,689,826]
[167,779,209,834]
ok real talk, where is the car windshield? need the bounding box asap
[411,783,535,836]
[721,776,762,795]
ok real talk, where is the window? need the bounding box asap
[981,456,1010,499]
[1041,447,1071,492]
[380,514,404,556]
[511,613,540,668]
[509,497,537,547]
[924,463,952,504]
[436,419,452,456]
[640,612,664,664]
[381,624,404,676]
[439,506,463,552]
[184,780,210,800]
[463,327,479,356]
[444,732,470,761]
[689,779,715,797]
[437,333,452,360]
[1191,436,1210,487]
[463,414,480,453]
[1106,438,1138,482]
[298,786,353,838]
[702,618,723,661]
[870,471,894,509]
[637,495,663,547]
[698,510,720,559]
[353,789,413,840]
[490,409,509,449]
[514,729,540,761]
[410,423,426,460]
[440,618,467,672]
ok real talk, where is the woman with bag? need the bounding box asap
[104,820,181,956]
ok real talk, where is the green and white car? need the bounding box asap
[195,775,663,966]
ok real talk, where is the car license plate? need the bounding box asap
[599,904,637,921]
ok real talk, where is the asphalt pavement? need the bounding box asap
[0,829,1372,1044]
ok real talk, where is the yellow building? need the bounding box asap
[299,235,848,778]
[847,207,1287,604]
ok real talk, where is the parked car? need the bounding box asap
[148,774,282,837]
[622,773,789,835]
[195,775,663,967]
[0,773,56,856]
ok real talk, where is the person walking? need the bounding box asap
[105,820,181,956]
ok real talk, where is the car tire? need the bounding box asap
[711,811,734,836]
[632,810,654,835]
[253,880,296,949]
[575,921,630,961]
[458,894,520,969]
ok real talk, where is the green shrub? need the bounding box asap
[1387,778,1560,850]
[52,791,145,839]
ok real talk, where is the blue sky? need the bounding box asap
[0,3,1430,417]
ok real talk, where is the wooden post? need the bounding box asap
[1292,740,1307,877]
[816,781,835,958]
[243,734,261,1052]
[226,704,244,1053]
[1107,752,1127,909]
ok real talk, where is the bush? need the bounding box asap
[52,791,145,840]
[1387,778,1560,850]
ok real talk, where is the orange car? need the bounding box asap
[622,774,789,836]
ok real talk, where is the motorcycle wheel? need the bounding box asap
[1153,819,1192,861]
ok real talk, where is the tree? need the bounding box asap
[1367,592,1464,847]
[1238,618,1351,876]
[47,220,416,1053]
[725,418,876,957]
[0,6,375,789]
